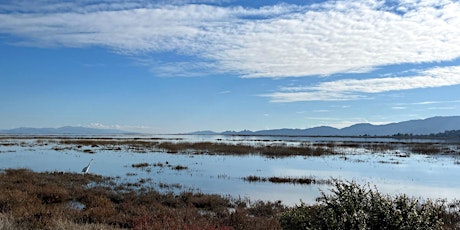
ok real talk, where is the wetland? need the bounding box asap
[1,134,460,229]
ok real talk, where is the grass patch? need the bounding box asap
[243,175,333,185]
[4,136,457,158]
[83,149,95,154]
[36,137,338,157]
[410,143,442,154]
[157,141,335,157]
[0,169,281,229]
[378,160,401,164]
[172,165,188,170]
[131,162,150,168]
[131,162,189,171]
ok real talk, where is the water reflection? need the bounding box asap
[0,135,459,206]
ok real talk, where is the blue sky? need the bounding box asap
[1,0,460,133]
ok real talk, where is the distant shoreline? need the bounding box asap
[1,132,460,142]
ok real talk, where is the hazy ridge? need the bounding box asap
[0,126,134,135]
[2,116,460,136]
[191,116,460,136]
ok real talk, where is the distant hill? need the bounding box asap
[339,116,460,136]
[188,130,219,135]
[0,126,135,135]
[190,116,460,136]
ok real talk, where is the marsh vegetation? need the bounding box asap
[3,135,459,157]
[1,135,460,229]
[1,169,459,229]
[0,169,284,229]
[243,175,333,185]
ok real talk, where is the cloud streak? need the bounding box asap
[264,66,460,102]
[0,0,459,78]
[85,122,153,132]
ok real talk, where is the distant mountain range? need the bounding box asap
[190,116,460,136]
[2,116,460,136]
[0,126,134,135]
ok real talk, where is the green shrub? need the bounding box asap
[279,181,444,230]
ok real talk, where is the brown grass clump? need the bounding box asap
[0,169,109,229]
[0,169,285,229]
[172,165,188,170]
[157,141,334,157]
[410,143,442,154]
[131,162,150,168]
[243,176,332,185]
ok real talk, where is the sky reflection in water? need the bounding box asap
[1,135,459,206]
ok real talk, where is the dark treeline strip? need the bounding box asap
[393,129,460,140]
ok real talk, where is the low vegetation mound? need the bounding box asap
[279,180,459,230]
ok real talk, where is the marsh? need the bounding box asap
[1,134,460,206]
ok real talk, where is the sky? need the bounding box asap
[1,0,460,134]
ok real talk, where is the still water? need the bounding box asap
[1,135,459,206]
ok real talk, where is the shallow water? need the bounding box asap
[1,135,459,206]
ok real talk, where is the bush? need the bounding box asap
[279,181,445,230]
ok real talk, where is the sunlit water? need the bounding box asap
[1,135,459,206]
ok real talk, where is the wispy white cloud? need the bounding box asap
[264,91,366,102]
[137,58,221,77]
[315,66,460,93]
[414,101,439,105]
[0,0,459,78]
[264,65,460,102]
[85,122,153,132]
[412,99,460,105]
[218,90,231,94]
[313,110,330,113]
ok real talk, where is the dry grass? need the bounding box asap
[22,137,337,157]
[410,143,442,154]
[243,176,333,185]
[157,141,335,157]
[131,163,149,168]
[1,169,459,229]
[0,169,283,229]
[4,136,456,158]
